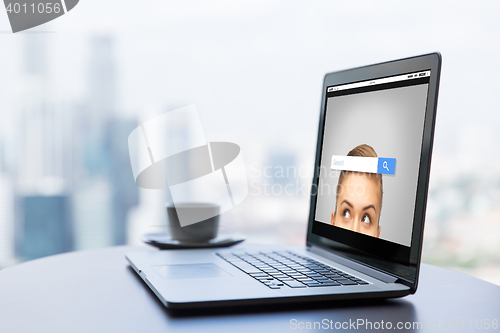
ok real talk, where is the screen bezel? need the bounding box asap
[306,53,441,293]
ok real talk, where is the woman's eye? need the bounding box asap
[343,209,351,219]
[361,214,371,224]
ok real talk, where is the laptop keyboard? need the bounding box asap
[217,251,369,290]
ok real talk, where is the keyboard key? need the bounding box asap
[270,274,287,279]
[250,273,269,278]
[324,274,341,278]
[305,273,322,277]
[314,270,330,274]
[263,270,279,274]
[231,262,262,274]
[273,265,287,269]
[299,278,316,283]
[301,281,320,286]
[254,265,270,269]
[218,254,239,259]
[256,276,273,280]
[225,257,245,263]
[238,257,254,261]
[320,282,341,286]
[262,279,280,284]
[292,275,306,279]
[278,278,294,281]
[314,277,330,281]
[283,280,306,288]
[336,279,357,285]
[260,259,275,263]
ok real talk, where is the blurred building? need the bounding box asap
[268,151,297,193]
[72,181,113,249]
[18,195,72,261]
[79,36,115,176]
[106,119,139,245]
[72,36,138,249]
[15,34,74,261]
[0,174,15,268]
[0,137,15,268]
[88,36,115,129]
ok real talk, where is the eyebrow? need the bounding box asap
[341,200,377,213]
[340,200,353,208]
[363,205,376,212]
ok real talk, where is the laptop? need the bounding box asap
[126,53,441,309]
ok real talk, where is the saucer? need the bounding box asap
[143,233,245,250]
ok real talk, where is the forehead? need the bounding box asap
[338,173,381,208]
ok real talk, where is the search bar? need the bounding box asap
[331,155,396,175]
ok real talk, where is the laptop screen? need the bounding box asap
[312,70,431,265]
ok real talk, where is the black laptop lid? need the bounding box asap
[306,53,441,292]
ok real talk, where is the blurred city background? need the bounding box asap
[0,1,499,285]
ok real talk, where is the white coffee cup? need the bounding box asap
[166,203,220,243]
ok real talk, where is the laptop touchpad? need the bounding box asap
[152,264,231,280]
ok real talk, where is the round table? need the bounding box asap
[0,245,499,332]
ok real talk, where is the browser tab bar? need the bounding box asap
[327,70,430,93]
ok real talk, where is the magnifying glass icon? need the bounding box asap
[383,160,389,172]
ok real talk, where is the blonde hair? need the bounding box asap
[336,144,383,215]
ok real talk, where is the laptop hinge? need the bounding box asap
[308,245,399,284]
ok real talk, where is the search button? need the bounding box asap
[377,158,396,175]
